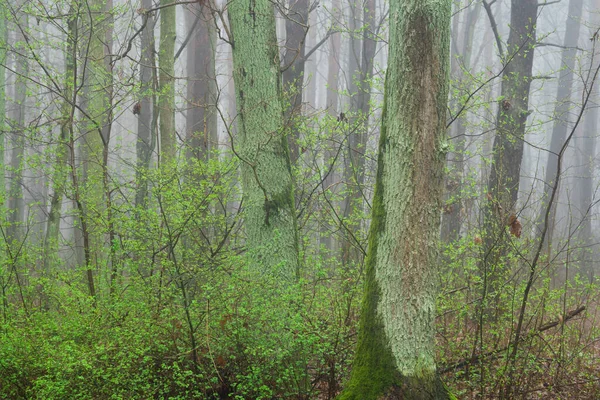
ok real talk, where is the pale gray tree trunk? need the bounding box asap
[537,0,584,247]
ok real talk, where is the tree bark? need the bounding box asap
[482,0,538,288]
[228,0,300,279]
[158,0,176,164]
[135,0,156,207]
[185,3,217,161]
[339,1,452,398]
[282,0,309,165]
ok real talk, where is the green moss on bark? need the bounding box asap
[339,1,453,399]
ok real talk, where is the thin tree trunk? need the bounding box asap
[339,1,452,398]
[7,10,28,243]
[441,2,481,242]
[320,0,342,254]
[578,0,600,280]
[135,0,156,207]
[341,0,377,267]
[44,2,77,272]
[536,0,584,248]
[282,0,309,164]
[185,3,216,161]
[482,0,538,290]
[158,0,176,164]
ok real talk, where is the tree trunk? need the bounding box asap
[482,0,538,288]
[7,10,28,243]
[228,0,300,279]
[158,0,176,164]
[578,0,600,280]
[79,0,113,297]
[282,0,309,165]
[441,1,481,242]
[0,8,6,204]
[536,0,584,246]
[44,2,77,272]
[339,1,452,398]
[320,0,342,254]
[135,0,156,207]
[340,0,377,268]
[185,3,217,161]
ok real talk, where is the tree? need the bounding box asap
[43,1,77,272]
[158,0,176,164]
[340,0,378,267]
[185,2,216,161]
[537,0,584,247]
[577,0,600,279]
[339,0,452,398]
[482,0,538,287]
[0,5,6,205]
[282,0,309,165]
[441,0,481,242]
[135,0,156,207]
[7,7,28,243]
[228,0,300,279]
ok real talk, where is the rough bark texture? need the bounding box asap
[135,0,156,207]
[537,0,583,243]
[185,3,217,161]
[228,0,300,279]
[482,0,538,279]
[339,1,452,399]
[158,0,176,164]
[282,0,309,165]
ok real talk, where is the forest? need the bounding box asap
[0,0,599,398]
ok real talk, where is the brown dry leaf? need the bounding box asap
[508,214,522,238]
[474,236,483,245]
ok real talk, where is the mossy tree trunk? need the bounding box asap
[158,0,176,164]
[228,0,300,279]
[339,1,452,399]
